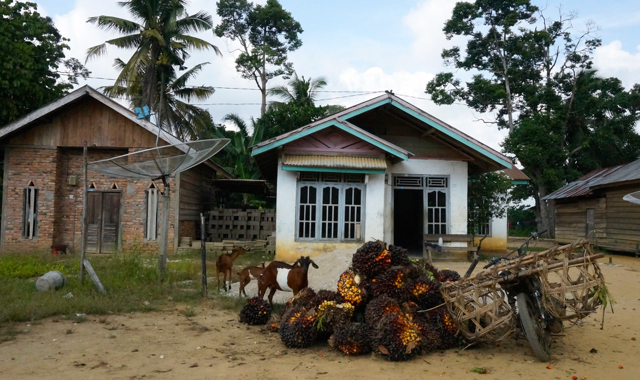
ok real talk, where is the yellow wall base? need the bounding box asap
[275,241,360,263]
[474,237,507,251]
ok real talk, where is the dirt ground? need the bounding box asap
[1,257,639,380]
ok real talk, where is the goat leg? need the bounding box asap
[268,287,277,307]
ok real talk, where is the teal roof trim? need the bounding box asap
[512,180,528,185]
[282,166,385,175]
[251,119,408,160]
[388,101,512,169]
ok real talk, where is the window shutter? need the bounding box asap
[33,188,38,238]
[22,188,27,238]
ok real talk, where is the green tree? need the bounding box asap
[468,172,512,251]
[205,114,264,180]
[215,0,303,116]
[86,0,220,138]
[103,62,215,139]
[0,0,89,126]
[426,0,640,235]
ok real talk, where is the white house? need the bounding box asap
[251,93,512,261]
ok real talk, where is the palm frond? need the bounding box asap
[173,87,215,101]
[141,29,167,46]
[85,43,109,62]
[86,16,141,34]
[223,113,250,137]
[177,11,214,33]
[105,34,143,49]
[170,62,210,90]
[176,35,221,56]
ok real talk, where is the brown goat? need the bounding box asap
[215,246,247,292]
[259,256,318,305]
[237,263,265,297]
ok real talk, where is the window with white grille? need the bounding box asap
[298,185,317,239]
[145,185,159,240]
[23,182,38,239]
[426,190,447,234]
[296,172,365,242]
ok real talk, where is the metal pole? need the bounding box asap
[200,213,207,297]
[80,142,88,283]
[158,179,170,278]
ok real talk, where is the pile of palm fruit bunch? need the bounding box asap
[265,240,465,361]
[239,297,272,325]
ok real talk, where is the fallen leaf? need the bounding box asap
[405,341,417,354]
[378,346,389,355]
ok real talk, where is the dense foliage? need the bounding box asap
[427,0,640,235]
[0,0,89,126]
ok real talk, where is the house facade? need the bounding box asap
[543,159,640,253]
[252,93,512,261]
[0,86,231,254]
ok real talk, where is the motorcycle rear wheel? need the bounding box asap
[517,292,551,362]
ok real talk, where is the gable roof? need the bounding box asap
[253,117,412,160]
[0,85,232,178]
[252,92,512,170]
[543,159,640,201]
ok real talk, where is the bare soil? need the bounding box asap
[1,257,639,380]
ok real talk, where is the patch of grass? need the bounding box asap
[0,251,202,324]
[182,307,197,318]
[0,324,23,344]
[212,294,246,311]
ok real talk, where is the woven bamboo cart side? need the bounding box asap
[441,280,515,343]
[538,243,606,321]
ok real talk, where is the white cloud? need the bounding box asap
[594,41,640,88]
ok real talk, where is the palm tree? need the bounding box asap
[86,0,221,137]
[103,61,215,140]
[267,73,344,116]
[211,114,264,180]
[267,73,327,107]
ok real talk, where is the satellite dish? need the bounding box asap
[87,139,229,180]
[623,191,640,205]
[86,138,230,276]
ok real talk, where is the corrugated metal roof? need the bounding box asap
[503,166,530,181]
[543,165,625,200]
[544,158,640,200]
[590,159,640,188]
[281,155,387,170]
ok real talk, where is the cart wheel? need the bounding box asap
[516,293,551,362]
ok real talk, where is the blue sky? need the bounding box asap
[34,0,640,150]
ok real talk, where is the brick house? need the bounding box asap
[0,86,231,254]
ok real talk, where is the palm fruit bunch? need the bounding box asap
[413,260,439,280]
[329,322,371,355]
[315,300,355,333]
[364,295,402,325]
[337,270,367,307]
[412,313,441,353]
[239,297,272,325]
[388,245,411,267]
[351,240,391,277]
[371,311,423,361]
[309,290,343,309]
[409,276,443,310]
[429,309,461,349]
[280,305,318,348]
[285,287,317,310]
[372,266,414,301]
[438,269,461,283]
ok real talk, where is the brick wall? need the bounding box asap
[179,220,197,240]
[2,147,177,254]
[2,147,59,251]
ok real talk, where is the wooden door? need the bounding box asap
[86,192,102,253]
[100,193,121,253]
[86,192,121,253]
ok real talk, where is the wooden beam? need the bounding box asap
[80,141,88,284]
